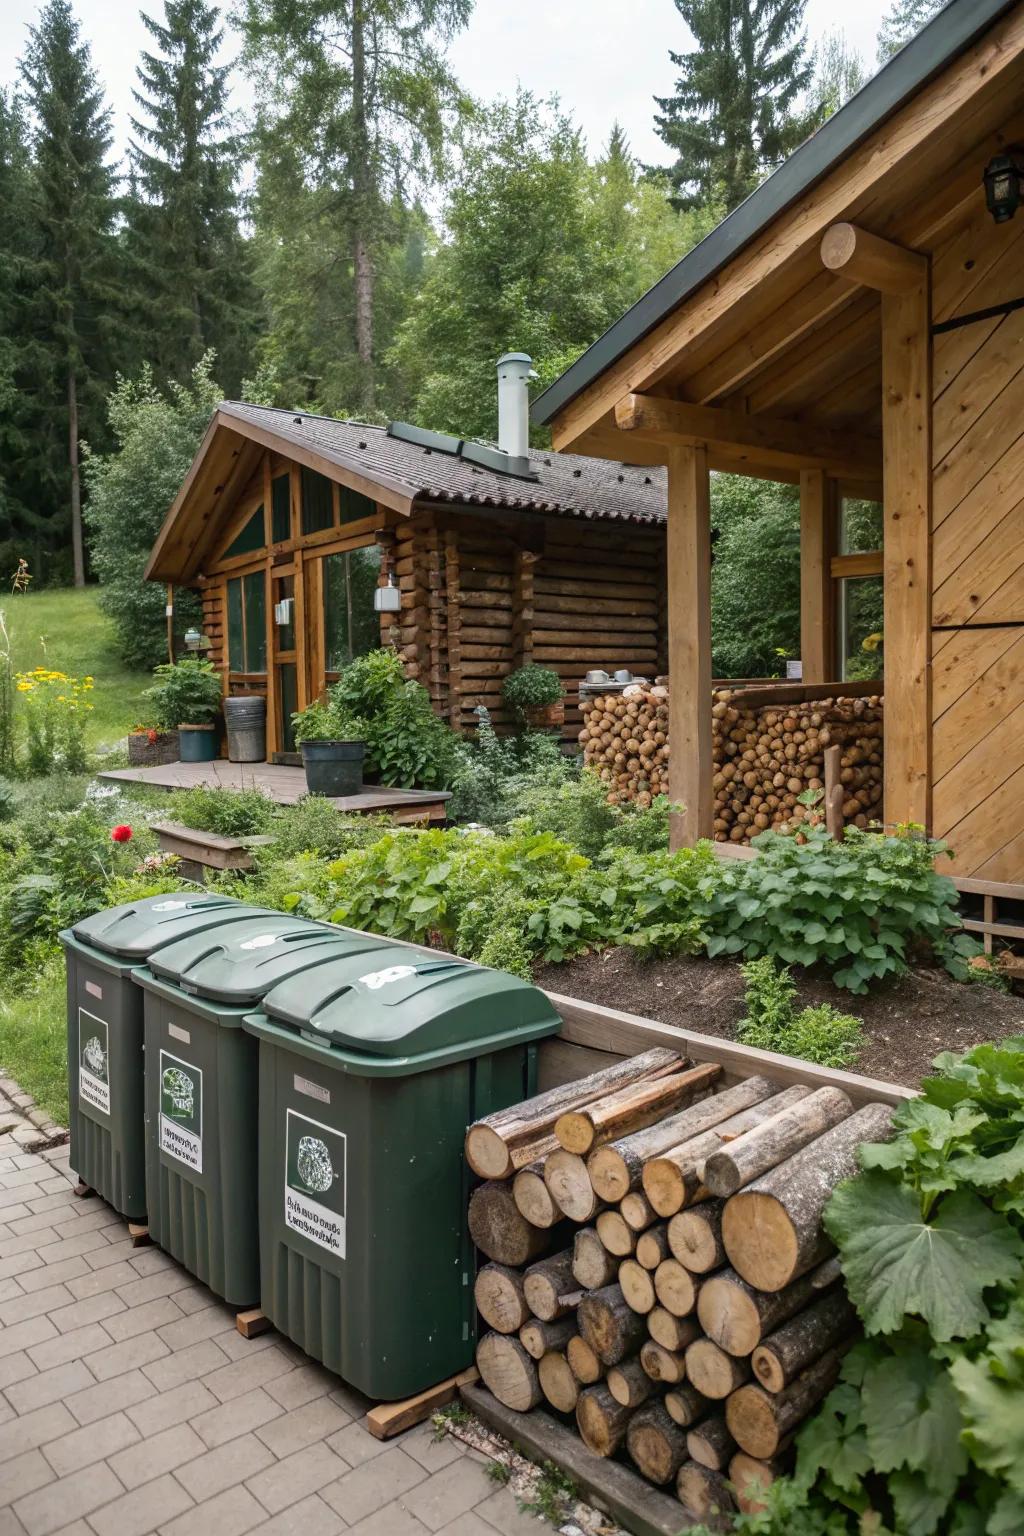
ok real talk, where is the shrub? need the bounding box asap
[513,767,673,859]
[15,667,93,775]
[705,825,971,992]
[321,649,456,789]
[501,664,562,720]
[444,711,569,826]
[290,695,364,744]
[143,659,223,729]
[163,786,276,838]
[736,957,864,1068]
[266,798,390,860]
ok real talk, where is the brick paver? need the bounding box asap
[0,1140,534,1536]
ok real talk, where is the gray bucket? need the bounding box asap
[224,696,267,764]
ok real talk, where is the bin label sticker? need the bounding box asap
[79,1009,110,1118]
[85,980,103,1000]
[357,964,416,991]
[239,934,281,950]
[293,1074,330,1105]
[160,1051,202,1172]
[284,1109,345,1257]
[152,900,188,911]
[168,1023,191,1045]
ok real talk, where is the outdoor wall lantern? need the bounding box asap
[274,597,294,626]
[983,152,1023,223]
[374,572,401,613]
[183,627,202,650]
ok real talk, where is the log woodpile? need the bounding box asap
[468,1051,894,1525]
[579,683,884,840]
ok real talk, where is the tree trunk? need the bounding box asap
[721,1104,895,1291]
[350,2,375,412]
[702,1087,853,1197]
[726,1349,845,1459]
[556,1063,720,1155]
[474,1264,529,1335]
[685,1413,736,1472]
[519,1315,577,1361]
[576,1383,634,1456]
[697,1266,831,1357]
[676,1463,735,1529]
[607,1355,659,1408]
[476,1332,541,1412]
[667,1201,727,1274]
[67,364,85,588]
[683,1337,752,1399]
[578,1284,648,1365]
[626,1401,689,1484]
[750,1290,857,1393]
[523,1250,578,1322]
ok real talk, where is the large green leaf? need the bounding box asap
[795,1383,873,1496]
[889,1470,954,1536]
[951,1316,1024,1496]
[825,1175,1023,1340]
[860,1347,965,1497]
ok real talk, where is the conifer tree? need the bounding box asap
[20,0,120,587]
[877,0,944,62]
[0,91,35,566]
[128,0,257,393]
[654,0,815,212]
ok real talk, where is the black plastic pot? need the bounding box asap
[299,739,365,797]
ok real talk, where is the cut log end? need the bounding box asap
[686,1414,736,1472]
[544,1150,599,1223]
[537,1351,580,1414]
[468,1182,550,1269]
[465,1125,513,1181]
[639,1338,689,1384]
[626,1402,689,1485]
[684,1337,751,1400]
[576,1383,634,1457]
[677,1462,736,1529]
[566,1334,603,1385]
[730,1453,779,1516]
[512,1167,559,1229]
[556,1110,596,1155]
[476,1333,541,1413]
[474,1265,528,1335]
[619,1258,657,1315]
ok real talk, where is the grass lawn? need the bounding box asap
[2,587,152,751]
[0,960,68,1126]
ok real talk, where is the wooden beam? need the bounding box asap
[575,423,802,485]
[615,394,880,480]
[799,470,835,685]
[666,444,713,850]
[881,273,931,829]
[831,551,883,579]
[820,223,928,294]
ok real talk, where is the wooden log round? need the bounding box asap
[476,1332,542,1412]
[726,1349,845,1458]
[474,1264,529,1335]
[667,1202,727,1274]
[596,1209,637,1258]
[557,1064,721,1156]
[683,1337,752,1400]
[696,1266,827,1356]
[572,1226,618,1291]
[685,1413,736,1472]
[639,1338,690,1383]
[620,1191,657,1232]
[544,1149,602,1223]
[523,1251,577,1322]
[751,1290,857,1392]
[721,1104,894,1291]
[578,1284,649,1366]
[619,1258,657,1315]
[512,1165,560,1229]
[607,1356,659,1408]
[676,1462,735,1529]
[626,1401,689,1484]
[702,1087,853,1197]
[665,1382,712,1429]
[576,1383,634,1456]
[468,1182,550,1267]
[566,1334,603,1385]
[588,1076,778,1203]
[636,1223,671,1271]
[729,1453,783,1516]
[519,1315,577,1362]
[653,1259,700,1318]
[538,1351,580,1414]
[648,1307,697,1352]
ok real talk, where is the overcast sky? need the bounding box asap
[0,0,890,169]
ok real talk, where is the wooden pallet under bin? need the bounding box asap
[455,992,913,1535]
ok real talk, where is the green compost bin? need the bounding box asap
[59,894,264,1221]
[134,914,388,1307]
[242,944,562,1400]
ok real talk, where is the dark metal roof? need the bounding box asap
[531,0,1017,427]
[222,402,667,525]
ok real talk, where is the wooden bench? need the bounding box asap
[150,820,275,879]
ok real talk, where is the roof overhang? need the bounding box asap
[145,404,417,584]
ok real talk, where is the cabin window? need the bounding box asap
[271,473,291,543]
[339,485,376,525]
[300,468,334,534]
[227,572,267,673]
[223,505,265,560]
[835,498,883,682]
[322,545,383,675]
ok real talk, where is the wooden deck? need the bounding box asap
[98,760,450,822]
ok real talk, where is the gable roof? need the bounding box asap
[146,401,667,583]
[531,0,1017,428]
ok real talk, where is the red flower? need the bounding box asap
[146,729,158,744]
[111,825,133,844]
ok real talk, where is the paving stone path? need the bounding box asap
[0,1137,542,1536]
[0,1083,65,1154]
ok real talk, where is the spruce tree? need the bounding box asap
[20,0,119,587]
[654,0,815,212]
[129,0,257,393]
[877,0,944,62]
[0,91,35,567]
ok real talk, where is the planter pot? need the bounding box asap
[179,723,219,763]
[525,701,565,730]
[128,730,180,767]
[223,695,266,764]
[300,739,365,797]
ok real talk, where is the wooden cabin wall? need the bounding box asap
[930,202,1024,880]
[199,584,225,675]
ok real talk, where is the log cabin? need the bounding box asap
[146,358,668,753]
[532,0,1024,883]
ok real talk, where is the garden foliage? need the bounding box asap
[736,957,864,1068]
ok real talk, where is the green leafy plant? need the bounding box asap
[290,695,365,745]
[143,658,222,729]
[705,825,972,993]
[517,1461,577,1525]
[501,664,563,720]
[312,648,454,788]
[164,785,276,838]
[736,957,864,1068]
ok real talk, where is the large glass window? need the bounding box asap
[227,573,267,673]
[301,468,334,534]
[835,498,883,682]
[271,474,291,543]
[223,505,265,560]
[339,485,376,525]
[839,498,883,555]
[322,545,383,675]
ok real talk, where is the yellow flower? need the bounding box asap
[862,632,883,653]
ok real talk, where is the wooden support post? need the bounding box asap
[820,223,926,295]
[666,444,713,849]
[881,276,931,831]
[166,584,175,664]
[823,744,844,842]
[799,470,834,685]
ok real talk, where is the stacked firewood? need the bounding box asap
[712,689,883,843]
[578,686,883,840]
[466,1049,893,1526]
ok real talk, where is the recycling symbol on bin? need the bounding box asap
[162,1065,195,1118]
[296,1136,335,1194]
[82,1036,107,1080]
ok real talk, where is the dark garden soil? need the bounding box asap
[534,948,1024,1088]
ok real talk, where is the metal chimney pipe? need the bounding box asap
[497,352,538,461]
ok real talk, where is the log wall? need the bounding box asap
[930,203,1024,879]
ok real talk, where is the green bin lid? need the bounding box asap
[69,893,263,961]
[148,914,386,1005]
[258,943,561,1058]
